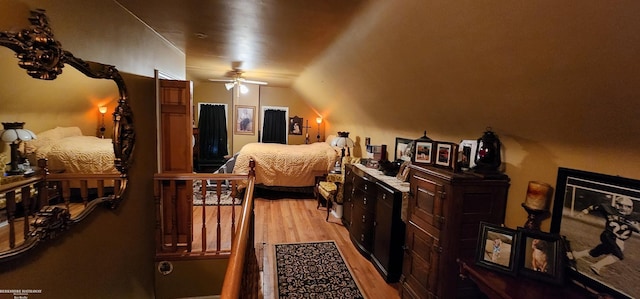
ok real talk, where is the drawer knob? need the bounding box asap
[363,198,367,205]
[383,194,386,200]
[362,215,366,222]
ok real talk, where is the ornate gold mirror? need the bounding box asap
[0,10,134,261]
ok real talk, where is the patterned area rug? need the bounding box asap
[274,241,365,298]
[193,180,242,206]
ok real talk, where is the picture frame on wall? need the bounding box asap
[516,228,565,285]
[550,167,640,299]
[235,105,255,135]
[395,137,414,161]
[289,116,303,135]
[475,222,519,275]
[435,142,456,169]
[413,140,433,164]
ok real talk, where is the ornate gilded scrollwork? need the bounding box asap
[0,9,134,261]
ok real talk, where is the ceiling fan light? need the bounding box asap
[239,84,249,94]
[225,82,235,90]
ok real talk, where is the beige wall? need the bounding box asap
[0,1,184,298]
[191,82,323,155]
[295,1,640,231]
[0,48,119,137]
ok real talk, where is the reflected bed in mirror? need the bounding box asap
[0,9,134,261]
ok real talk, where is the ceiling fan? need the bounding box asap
[208,62,268,95]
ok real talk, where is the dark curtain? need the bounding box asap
[262,109,286,144]
[198,104,228,159]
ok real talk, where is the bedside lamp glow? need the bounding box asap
[315,117,322,142]
[99,106,107,138]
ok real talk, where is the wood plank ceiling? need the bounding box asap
[116,0,368,86]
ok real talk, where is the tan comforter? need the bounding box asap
[35,136,117,174]
[233,142,339,187]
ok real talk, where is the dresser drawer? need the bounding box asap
[353,173,376,193]
[351,207,375,253]
[409,171,445,232]
[403,221,441,297]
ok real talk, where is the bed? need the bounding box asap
[23,126,119,203]
[24,126,117,174]
[232,141,340,189]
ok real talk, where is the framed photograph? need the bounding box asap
[413,141,433,164]
[475,222,519,275]
[435,142,456,168]
[458,139,477,170]
[289,116,303,135]
[516,228,565,285]
[396,160,412,182]
[235,105,255,135]
[550,167,640,299]
[394,137,414,161]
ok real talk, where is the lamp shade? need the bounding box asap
[225,82,235,90]
[99,106,108,114]
[331,131,354,149]
[1,122,36,143]
[333,136,354,148]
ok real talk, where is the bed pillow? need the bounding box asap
[24,126,83,154]
[56,126,82,138]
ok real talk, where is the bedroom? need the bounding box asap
[1,1,640,298]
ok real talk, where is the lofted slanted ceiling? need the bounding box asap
[116,0,369,86]
[115,1,640,146]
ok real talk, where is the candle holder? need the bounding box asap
[522,203,550,230]
[521,181,553,230]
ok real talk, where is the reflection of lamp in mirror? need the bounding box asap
[99,106,107,138]
[1,122,36,175]
[316,117,322,142]
[522,181,553,230]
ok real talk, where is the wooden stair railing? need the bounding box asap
[153,160,258,298]
[221,161,257,299]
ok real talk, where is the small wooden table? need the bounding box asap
[457,258,594,299]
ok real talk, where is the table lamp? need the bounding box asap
[333,131,355,157]
[1,122,37,175]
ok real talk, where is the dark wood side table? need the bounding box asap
[457,258,596,299]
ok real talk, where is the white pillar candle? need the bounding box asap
[524,181,553,211]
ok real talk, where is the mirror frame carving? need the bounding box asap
[0,9,134,261]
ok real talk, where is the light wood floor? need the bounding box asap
[254,196,401,299]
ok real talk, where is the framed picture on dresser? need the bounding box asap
[395,137,414,161]
[516,228,565,285]
[413,140,433,164]
[550,167,640,299]
[475,222,519,275]
[435,142,456,169]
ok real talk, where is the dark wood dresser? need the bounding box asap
[399,164,510,299]
[342,163,409,282]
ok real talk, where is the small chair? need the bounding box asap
[316,156,360,221]
[317,180,338,221]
